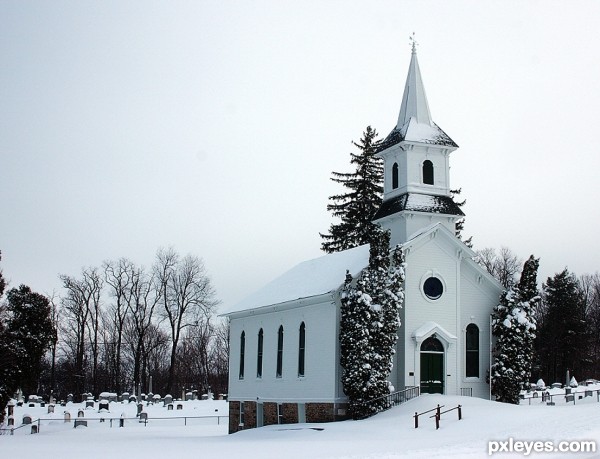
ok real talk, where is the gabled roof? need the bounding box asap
[223,222,499,317]
[377,47,457,151]
[372,193,464,221]
[221,244,370,315]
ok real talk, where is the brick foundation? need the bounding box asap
[229,401,348,433]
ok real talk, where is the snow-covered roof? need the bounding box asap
[377,47,457,151]
[373,192,464,221]
[221,244,370,315]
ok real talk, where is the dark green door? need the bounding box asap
[420,352,444,394]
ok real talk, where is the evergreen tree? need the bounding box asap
[321,126,383,253]
[491,287,537,404]
[6,285,57,395]
[450,188,472,248]
[339,227,405,419]
[491,255,539,404]
[535,269,588,384]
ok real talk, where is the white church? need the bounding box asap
[223,45,502,433]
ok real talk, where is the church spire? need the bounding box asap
[397,34,432,129]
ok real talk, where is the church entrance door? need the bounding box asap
[420,336,444,394]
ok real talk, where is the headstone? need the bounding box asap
[176,403,183,410]
[129,395,137,404]
[7,416,14,427]
[67,394,73,403]
[147,392,154,403]
[152,394,161,404]
[532,392,538,398]
[141,393,147,401]
[74,419,87,428]
[29,403,35,408]
[186,392,192,401]
[7,401,14,416]
[48,404,55,414]
[565,387,572,395]
[60,400,66,407]
[64,411,71,423]
[164,395,173,406]
[85,400,94,409]
[77,409,85,418]
[139,412,148,424]
[167,404,173,411]
[137,403,143,417]
[22,415,32,425]
[565,394,574,403]
[121,392,130,402]
[98,401,109,412]
[585,390,593,397]
[31,424,38,434]
[16,401,23,407]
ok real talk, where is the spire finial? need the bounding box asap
[409,32,418,54]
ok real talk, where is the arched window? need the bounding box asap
[257,328,263,378]
[466,324,479,378]
[239,331,245,380]
[298,322,306,377]
[423,160,434,185]
[276,325,284,378]
[392,162,399,190]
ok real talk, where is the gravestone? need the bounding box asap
[86,400,94,409]
[585,390,593,397]
[176,403,183,410]
[7,401,14,417]
[31,425,38,434]
[74,419,87,428]
[77,409,85,418]
[64,411,71,423]
[29,403,35,408]
[7,416,14,427]
[67,394,73,403]
[98,401,109,412]
[164,394,173,406]
[186,392,193,401]
[532,392,538,398]
[121,392,129,403]
[565,394,575,403]
[40,402,45,408]
[128,395,137,404]
[137,403,143,417]
[139,412,148,424]
[167,404,173,411]
[22,415,32,425]
[48,404,55,414]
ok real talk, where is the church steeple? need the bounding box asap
[373,43,464,247]
[397,39,432,128]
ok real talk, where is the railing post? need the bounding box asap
[414,412,419,428]
[436,404,441,419]
[435,413,440,430]
[458,405,462,420]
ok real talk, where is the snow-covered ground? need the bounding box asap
[2,390,600,458]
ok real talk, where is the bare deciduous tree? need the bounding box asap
[155,248,219,394]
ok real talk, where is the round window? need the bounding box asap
[423,277,443,300]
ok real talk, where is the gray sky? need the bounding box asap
[1,1,599,312]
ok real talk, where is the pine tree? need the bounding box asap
[536,269,588,384]
[6,285,57,395]
[339,227,405,418]
[450,188,472,248]
[320,126,383,253]
[491,255,539,404]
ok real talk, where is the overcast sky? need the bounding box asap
[1,1,599,313]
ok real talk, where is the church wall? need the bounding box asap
[459,261,502,399]
[403,236,460,394]
[228,298,339,404]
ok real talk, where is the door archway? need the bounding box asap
[420,336,444,394]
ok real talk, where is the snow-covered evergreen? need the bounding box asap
[339,227,405,418]
[491,255,539,404]
[320,126,383,253]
